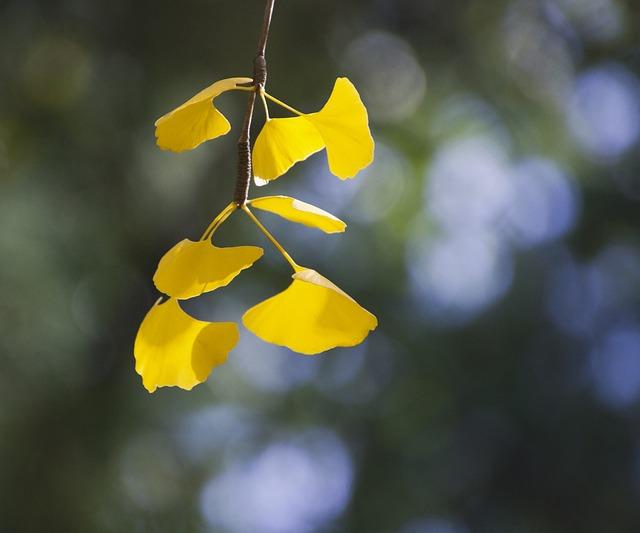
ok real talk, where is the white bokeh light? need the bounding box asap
[425,137,513,232]
[407,229,513,322]
[341,31,426,123]
[200,429,353,533]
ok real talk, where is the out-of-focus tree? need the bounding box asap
[1,0,639,531]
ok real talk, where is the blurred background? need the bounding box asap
[1,0,640,531]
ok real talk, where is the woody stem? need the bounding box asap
[233,0,276,206]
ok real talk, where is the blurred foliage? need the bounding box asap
[1,0,640,532]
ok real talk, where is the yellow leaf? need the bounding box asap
[249,195,346,234]
[153,239,263,300]
[242,268,377,354]
[134,299,238,393]
[252,117,324,182]
[155,77,252,152]
[306,77,374,179]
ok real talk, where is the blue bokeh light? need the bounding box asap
[590,325,640,410]
[200,429,353,533]
[567,63,640,160]
[505,157,579,248]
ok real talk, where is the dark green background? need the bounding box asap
[1,0,640,531]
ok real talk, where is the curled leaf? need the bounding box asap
[134,299,238,392]
[155,77,252,152]
[249,195,346,234]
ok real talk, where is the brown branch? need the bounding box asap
[256,0,275,57]
[233,0,276,206]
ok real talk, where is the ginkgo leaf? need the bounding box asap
[155,77,252,152]
[306,77,374,179]
[242,268,377,355]
[249,195,346,234]
[134,298,238,393]
[252,117,324,182]
[153,239,263,300]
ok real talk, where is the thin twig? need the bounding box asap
[242,205,299,271]
[233,0,276,206]
[256,0,275,57]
